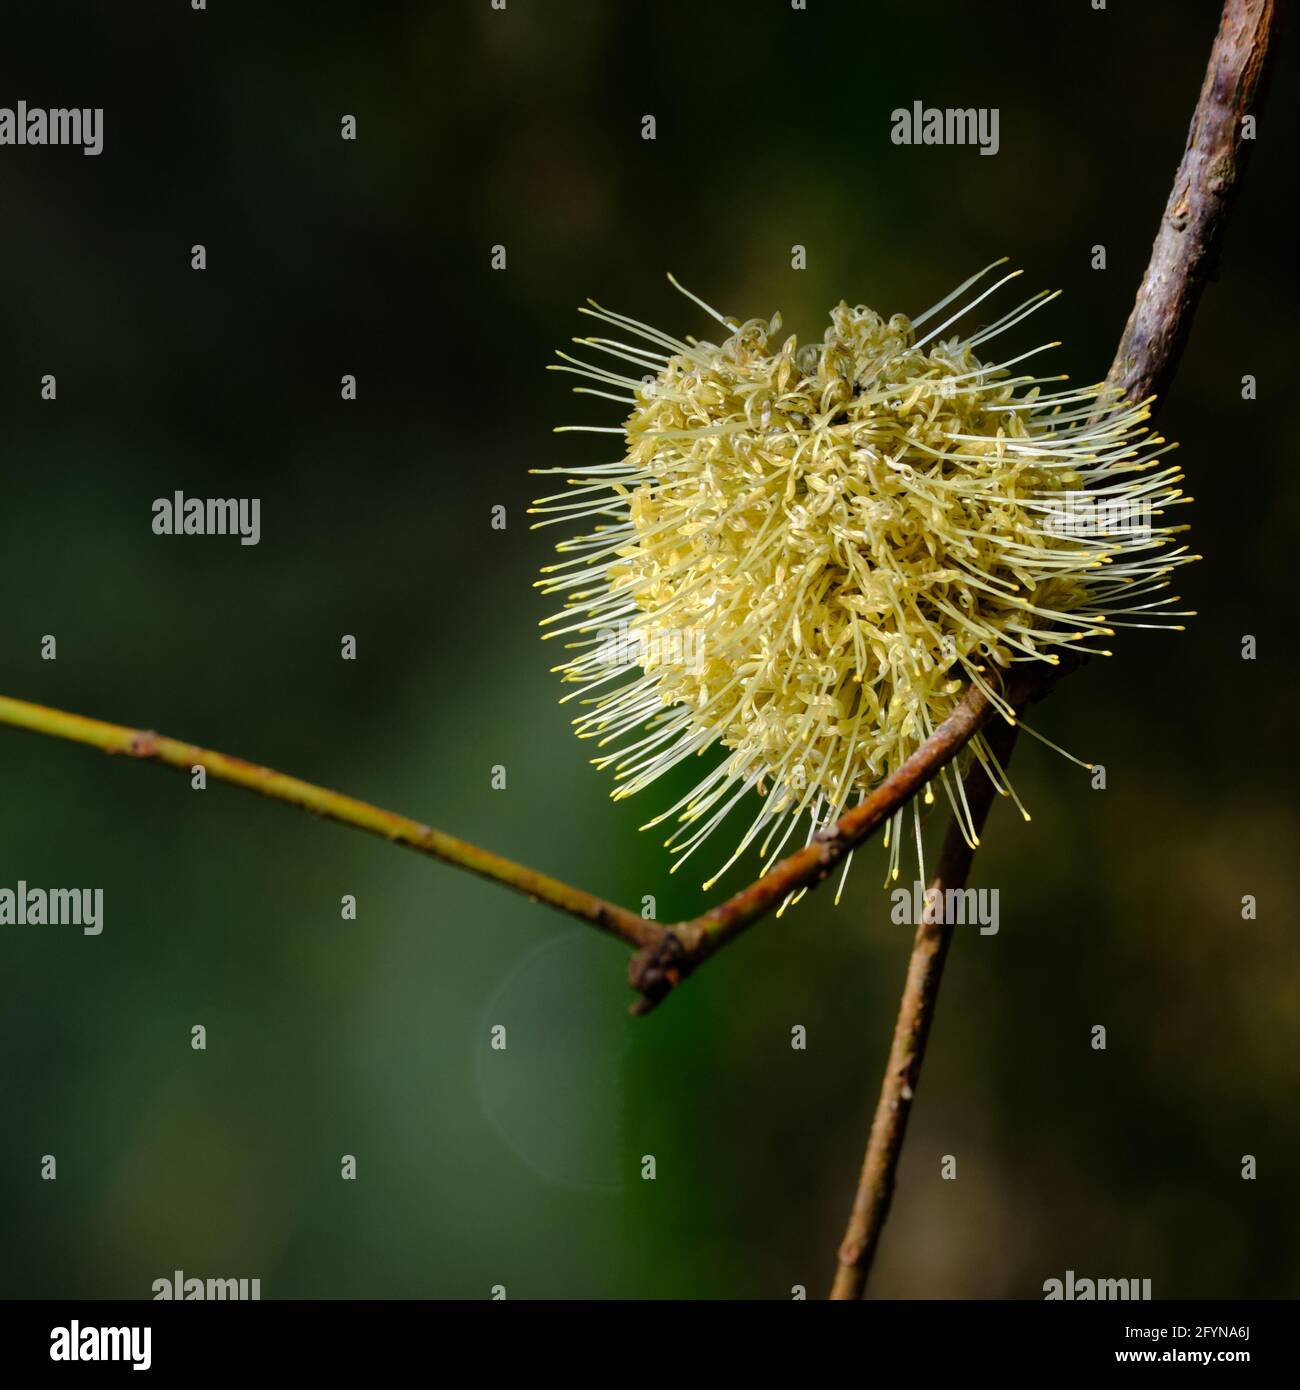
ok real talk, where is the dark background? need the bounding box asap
[1,0,1295,1298]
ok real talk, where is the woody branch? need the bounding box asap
[826,0,1283,1300]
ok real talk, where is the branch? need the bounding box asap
[0,674,1002,930]
[829,720,1017,1301]
[0,694,656,950]
[0,674,1031,992]
[1106,0,1282,408]
[825,0,1284,1299]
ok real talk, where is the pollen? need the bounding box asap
[535,262,1194,899]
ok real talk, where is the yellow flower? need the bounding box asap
[535,263,1194,899]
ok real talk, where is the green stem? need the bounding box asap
[0,682,1007,1004]
[0,693,657,950]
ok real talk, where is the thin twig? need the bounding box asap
[0,674,1041,1008]
[826,0,1283,1299]
[0,694,656,950]
[0,680,1005,951]
[829,721,1017,1301]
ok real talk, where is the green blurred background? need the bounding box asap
[1,0,1295,1299]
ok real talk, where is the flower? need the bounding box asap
[535,263,1194,901]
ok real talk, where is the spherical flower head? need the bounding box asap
[536,263,1195,897]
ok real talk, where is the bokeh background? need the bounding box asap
[1,0,1296,1299]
